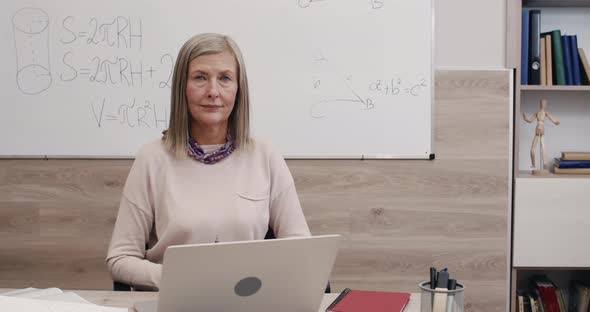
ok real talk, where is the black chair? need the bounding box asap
[113,280,134,291]
[114,227,331,293]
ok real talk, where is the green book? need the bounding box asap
[551,30,566,85]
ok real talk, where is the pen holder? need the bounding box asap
[418,281,464,312]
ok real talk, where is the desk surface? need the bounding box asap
[0,289,421,311]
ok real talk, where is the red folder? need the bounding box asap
[326,289,411,312]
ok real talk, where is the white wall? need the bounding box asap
[435,0,506,69]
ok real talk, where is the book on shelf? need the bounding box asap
[579,48,590,85]
[532,276,560,312]
[530,287,545,312]
[518,276,590,312]
[518,290,532,312]
[553,165,590,174]
[541,36,547,85]
[570,35,581,86]
[555,288,566,312]
[523,293,533,312]
[562,35,573,85]
[518,292,525,312]
[550,30,566,85]
[561,151,590,161]
[554,158,590,169]
[554,152,590,174]
[528,295,537,312]
[542,33,553,86]
[570,281,590,312]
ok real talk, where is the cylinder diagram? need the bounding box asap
[12,7,52,95]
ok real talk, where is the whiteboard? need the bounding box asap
[0,0,434,158]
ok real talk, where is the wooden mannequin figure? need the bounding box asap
[522,98,560,175]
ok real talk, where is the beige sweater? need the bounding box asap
[106,138,311,289]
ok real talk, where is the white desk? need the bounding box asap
[1,289,421,311]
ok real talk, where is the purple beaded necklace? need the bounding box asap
[186,131,235,165]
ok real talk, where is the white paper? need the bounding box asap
[5,287,63,298]
[0,288,40,296]
[133,300,158,312]
[34,292,93,304]
[0,296,127,312]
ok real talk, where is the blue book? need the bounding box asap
[521,9,530,85]
[562,35,573,85]
[556,158,590,168]
[571,35,582,85]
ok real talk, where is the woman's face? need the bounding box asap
[186,50,238,130]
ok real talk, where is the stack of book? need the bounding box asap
[521,9,590,86]
[516,276,590,312]
[553,151,590,174]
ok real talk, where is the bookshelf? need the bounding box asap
[520,85,590,91]
[508,1,590,311]
[518,171,590,179]
[524,0,590,8]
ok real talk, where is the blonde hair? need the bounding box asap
[163,33,251,158]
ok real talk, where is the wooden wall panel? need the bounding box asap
[0,70,510,311]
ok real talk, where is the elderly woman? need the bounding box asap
[106,33,310,290]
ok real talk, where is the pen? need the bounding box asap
[447,279,457,290]
[432,271,449,312]
[445,279,457,312]
[430,267,437,289]
[429,267,437,309]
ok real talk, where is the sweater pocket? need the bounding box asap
[236,191,270,212]
[236,191,268,201]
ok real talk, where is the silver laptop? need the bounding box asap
[135,234,340,312]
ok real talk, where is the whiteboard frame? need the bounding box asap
[430,0,436,160]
